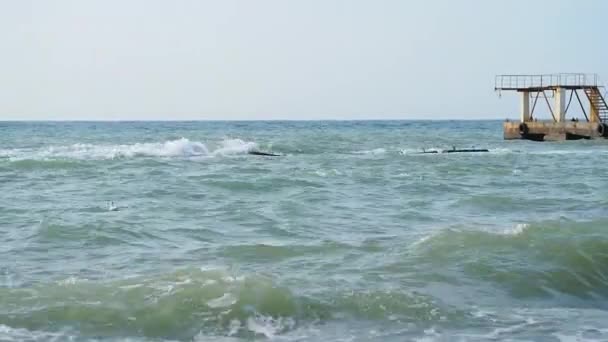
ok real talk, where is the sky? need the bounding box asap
[1,0,607,120]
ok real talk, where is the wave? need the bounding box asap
[399,147,608,156]
[411,219,608,300]
[3,140,606,162]
[0,268,460,340]
[398,147,508,155]
[0,138,258,161]
[352,148,387,155]
[0,325,79,342]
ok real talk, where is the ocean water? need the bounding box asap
[1,120,608,341]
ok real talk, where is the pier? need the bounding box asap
[495,73,608,140]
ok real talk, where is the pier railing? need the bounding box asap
[495,73,599,90]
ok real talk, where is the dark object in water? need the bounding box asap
[445,148,489,153]
[421,147,489,154]
[248,151,281,157]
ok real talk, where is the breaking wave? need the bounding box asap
[0,138,257,161]
[4,140,607,162]
[0,268,461,340]
[412,219,608,300]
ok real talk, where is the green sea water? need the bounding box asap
[1,121,608,341]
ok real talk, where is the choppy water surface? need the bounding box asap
[1,121,608,341]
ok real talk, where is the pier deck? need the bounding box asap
[503,120,605,141]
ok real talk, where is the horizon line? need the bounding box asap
[0,117,509,122]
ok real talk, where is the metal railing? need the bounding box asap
[495,73,599,90]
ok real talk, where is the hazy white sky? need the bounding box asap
[1,0,607,120]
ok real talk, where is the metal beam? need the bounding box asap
[564,89,574,116]
[543,90,557,122]
[574,90,589,122]
[530,91,541,119]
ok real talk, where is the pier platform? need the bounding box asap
[496,73,608,141]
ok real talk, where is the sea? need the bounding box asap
[1,120,608,341]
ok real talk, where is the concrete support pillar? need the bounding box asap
[520,91,530,122]
[554,87,566,122]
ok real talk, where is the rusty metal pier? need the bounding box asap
[496,73,608,141]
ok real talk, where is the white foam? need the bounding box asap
[501,223,530,236]
[221,275,246,283]
[0,325,74,342]
[228,319,242,336]
[57,276,82,286]
[410,232,440,248]
[315,170,327,177]
[0,138,258,161]
[119,283,144,290]
[212,138,257,156]
[354,148,387,155]
[488,147,513,154]
[394,172,410,178]
[246,315,295,339]
[484,318,537,339]
[206,293,237,308]
[107,201,120,212]
[313,169,343,178]
[194,332,241,342]
[400,147,515,156]
[199,265,225,272]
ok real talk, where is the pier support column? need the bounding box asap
[554,87,566,122]
[520,91,530,122]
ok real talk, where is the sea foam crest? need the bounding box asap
[213,139,258,156]
[354,148,387,155]
[0,138,257,160]
[0,325,75,342]
[246,315,296,339]
[502,223,530,236]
